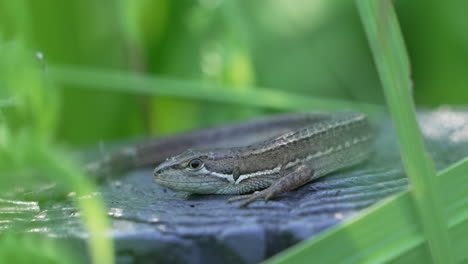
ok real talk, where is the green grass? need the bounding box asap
[266,157,468,263]
[357,0,452,262]
[0,41,114,264]
[266,0,457,263]
[48,65,383,115]
[0,234,81,264]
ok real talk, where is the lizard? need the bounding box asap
[87,112,374,207]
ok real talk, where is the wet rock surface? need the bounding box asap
[4,109,468,264]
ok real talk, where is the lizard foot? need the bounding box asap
[227,164,313,208]
[227,189,275,208]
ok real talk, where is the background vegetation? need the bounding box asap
[0,0,467,263]
[3,0,467,146]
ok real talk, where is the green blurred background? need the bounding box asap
[2,0,467,147]
[1,1,467,263]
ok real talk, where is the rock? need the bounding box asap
[5,109,468,264]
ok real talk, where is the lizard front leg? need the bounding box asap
[228,164,314,208]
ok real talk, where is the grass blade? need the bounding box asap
[356,0,452,263]
[48,65,382,115]
[266,157,468,263]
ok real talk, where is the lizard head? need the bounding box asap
[153,149,237,194]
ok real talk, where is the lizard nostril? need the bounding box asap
[153,166,164,177]
[154,162,173,178]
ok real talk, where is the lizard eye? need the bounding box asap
[188,159,203,170]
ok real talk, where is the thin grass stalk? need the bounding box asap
[48,65,382,115]
[356,0,453,263]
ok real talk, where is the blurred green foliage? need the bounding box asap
[0,0,467,263]
[0,37,114,264]
[0,0,468,144]
[0,234,80,264]
[2,0,467,146]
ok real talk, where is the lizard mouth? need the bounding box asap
[153,177,220,185]
[153,177,225,194]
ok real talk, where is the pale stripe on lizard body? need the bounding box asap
[88,112,374,207]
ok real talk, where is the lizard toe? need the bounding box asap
[227,190,273,208]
